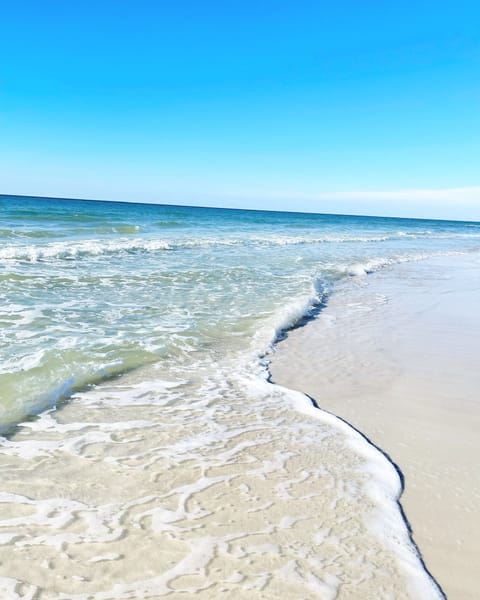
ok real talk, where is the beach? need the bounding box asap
[270,253,480,599]
[1,196,479,598]
[3,0,479,595]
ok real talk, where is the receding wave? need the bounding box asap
[256,248,476,353]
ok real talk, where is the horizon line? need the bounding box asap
[1,191,479,225]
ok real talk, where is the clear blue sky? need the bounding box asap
[1,1,479,219]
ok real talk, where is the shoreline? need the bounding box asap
[270,253,480,599]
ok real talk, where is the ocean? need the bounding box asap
[1,194,478,598]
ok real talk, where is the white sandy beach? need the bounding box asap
[270,253,480,599]
[2,198,479,598]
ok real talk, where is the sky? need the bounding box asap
[1,0,479,220]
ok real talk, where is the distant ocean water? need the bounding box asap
[1,195,478,598]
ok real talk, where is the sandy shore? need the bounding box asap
[270,253,480,599]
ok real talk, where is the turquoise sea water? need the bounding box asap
[1,195,479,429]
[0,195,478,598]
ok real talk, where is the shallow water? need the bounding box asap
[1,195,477,598]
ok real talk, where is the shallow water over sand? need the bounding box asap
[2,196,478,597]
[0,359,439,599]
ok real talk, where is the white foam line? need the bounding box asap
[231,250,464,599]
[263,379,443,599]
[338,248,476,277]
[2,232,480,263]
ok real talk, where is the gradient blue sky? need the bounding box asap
[1,1,479,219]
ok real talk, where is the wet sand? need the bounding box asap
[270,253,480,599]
